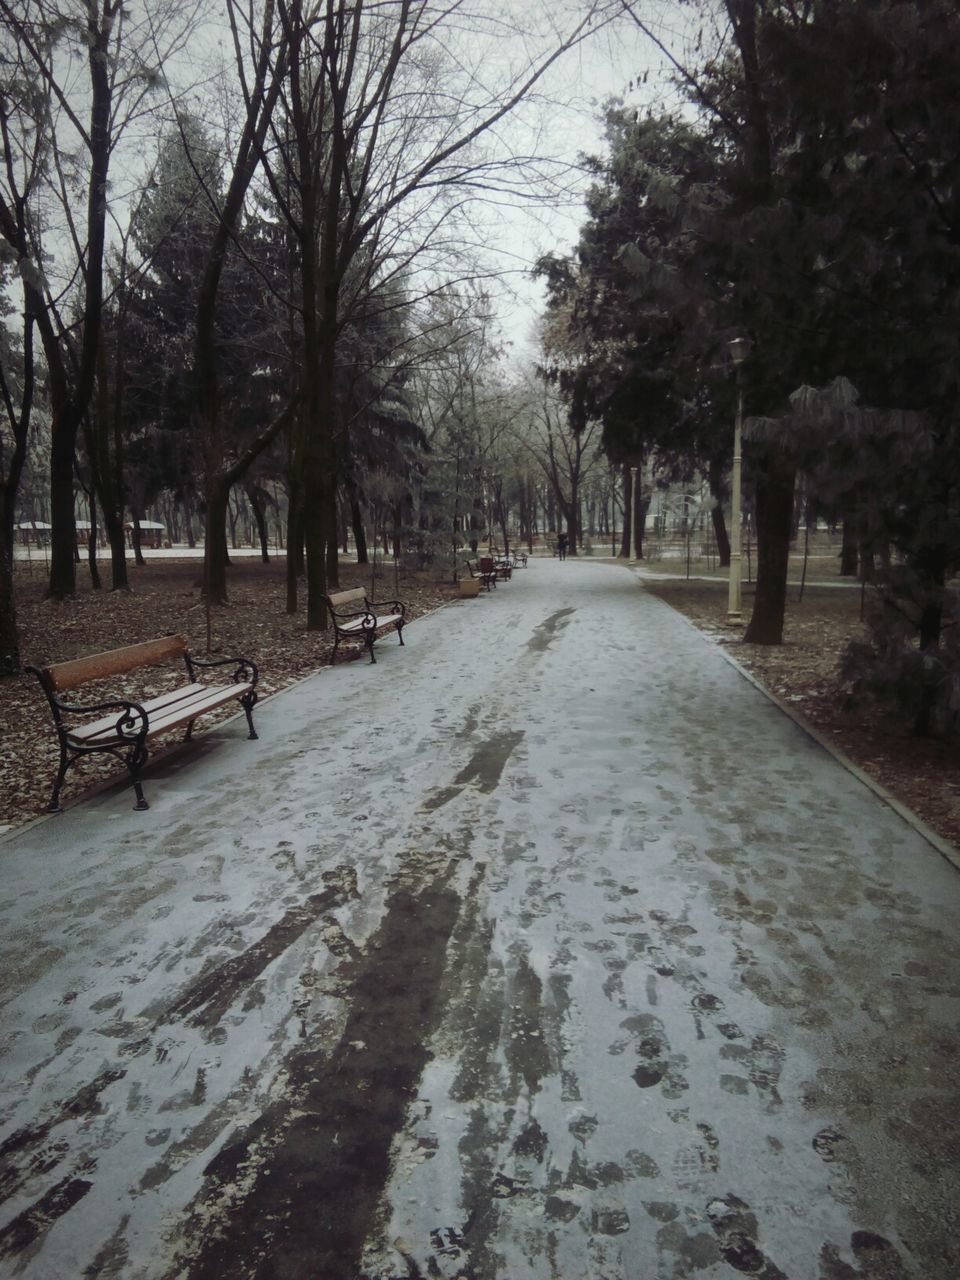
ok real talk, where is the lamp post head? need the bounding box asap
[728,336,750,367]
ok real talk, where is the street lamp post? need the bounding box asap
[629,466,638,563]
[727,337,750,623]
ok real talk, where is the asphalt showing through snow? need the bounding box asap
[0,558,958,1279]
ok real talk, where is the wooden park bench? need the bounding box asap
[479,554,510,584]
[323,588,406,664]
[27,636,259,813]
[465,559,497,590]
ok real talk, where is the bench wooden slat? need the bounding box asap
[44,636,188,691]
[29,637,259,814]
[68,681,252,747]
[65,682,207,745]
[335,611,403,633]
[327,587,366,609]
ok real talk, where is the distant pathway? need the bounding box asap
[0,559,957,1279]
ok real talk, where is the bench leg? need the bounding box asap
[330,634,341,665]
[241,690,259,740]
[397,623,405,646]
[366,633,377,663]
[125,743,150,810]
[184,719,195,742]
[47,745,70,813]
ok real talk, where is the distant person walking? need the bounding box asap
[557,531,568,560]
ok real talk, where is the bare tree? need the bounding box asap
[520,378,602,554]
[0,0,200,608]
[261,0,620,627]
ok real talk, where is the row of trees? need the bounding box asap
[539,0,960,733]
[0,0,625,675]
[15,323,626,572]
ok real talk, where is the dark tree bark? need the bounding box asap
[350,487,368,565]
[246,481,271,562]
[183,493,198,549]
[744,453,796,645]
[326,496,340,589]
[0,306,34,675]
[712,505,731,567]
[0,490,20,676]
[839,515,858,576]
[103,511,128,589]
[619,462,631,557]
[45,4,116,599]
[708,458,730,566]
[86,489,101,590]
[634,493,649,560]
[85,342,129,589]
[130,509,146,567]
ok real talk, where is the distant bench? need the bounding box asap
[28,636,258,812]
[465,559,497,590]
[322,588,406,664]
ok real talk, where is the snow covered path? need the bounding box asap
[0,558,957,1279]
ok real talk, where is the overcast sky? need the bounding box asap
[483,2,698,361]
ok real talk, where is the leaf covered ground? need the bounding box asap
[1,557,456,830]
[2,558,958,857]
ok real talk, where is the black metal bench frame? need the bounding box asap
[27,635,258,813]
[323,588,406,664]
[465,559,496,590]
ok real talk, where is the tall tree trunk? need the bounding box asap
[744,453,795,645]
[635,493,649,560]
[103,509,128,591]
[339,493,349,553]
[0,492,20,676]
[858,528,876,583]
[709,459,730,566]
[839,514,858,576]
[246,481,271,563]
[131,508,146,566]
[326,495,340,590]
[192,0,285,606]
[47,8,114,601]
[619,462,631,557]
[286,498,304,613]
[712,504,730,567]
[204,478,231,605]
[183,493,198,549]
[86,490,101,589]
[350,488,368,565]
[86,341,129,590]
[227,488,240,550]
[295,13,333,634]
[48,409,82,597]
[303,472,333,630]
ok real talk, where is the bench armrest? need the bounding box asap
[185,653,259,687]
[51,696,149,741]
[366,597,406,617]
[329,605,376,626]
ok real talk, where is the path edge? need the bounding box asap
[0,602,454,847]
[657,597,960,875]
